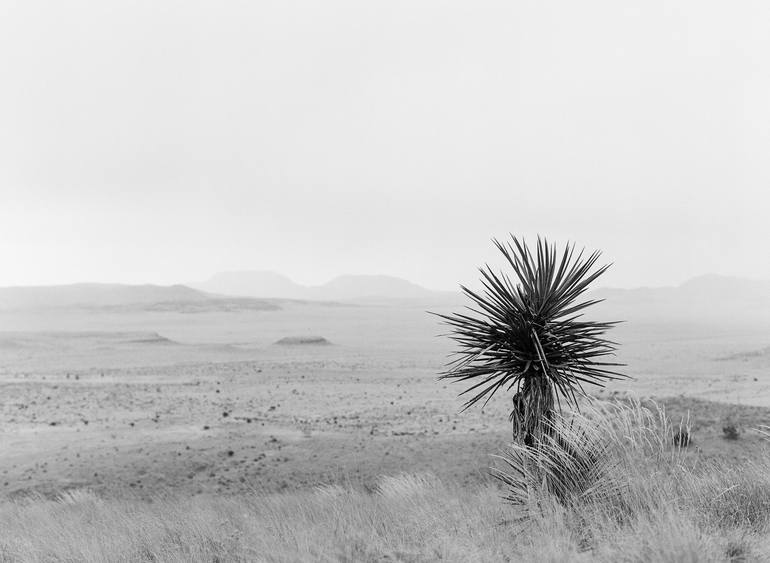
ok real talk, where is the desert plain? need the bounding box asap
[1,279,769,501]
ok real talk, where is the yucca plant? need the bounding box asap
[492,400,676,512]
[437,235,625,445]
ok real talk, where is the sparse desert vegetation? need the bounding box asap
[4,0,770,558]
[2,401,770,562]
[1,274,769,561]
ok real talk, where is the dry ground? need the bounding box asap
[3,408,770,562]
[1,301,769,499]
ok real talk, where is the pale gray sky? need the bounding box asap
[1,1,768,290]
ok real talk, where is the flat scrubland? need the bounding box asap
[3,403,770,562]
[1,300,770,561]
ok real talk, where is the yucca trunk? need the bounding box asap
[511,372,555,446]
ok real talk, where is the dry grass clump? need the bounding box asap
[492,400,676,515]
[1,401,769,562]
[491,400,770,561]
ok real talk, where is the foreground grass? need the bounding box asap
[2,403,770,562]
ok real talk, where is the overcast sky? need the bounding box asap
[1,1,768,290]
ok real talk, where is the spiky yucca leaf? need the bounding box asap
[437,236,625,443]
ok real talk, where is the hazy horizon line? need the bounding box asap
[1,270,767,293]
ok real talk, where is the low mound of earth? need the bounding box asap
[0,331,179,345]
[142,298,281,314]
[717,345,770,362]
[0,337,30,350]
[0,331,181,358]
[274,336,331,346]
[126,332,178,345]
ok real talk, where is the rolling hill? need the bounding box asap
[0,283,280,312]
[0,283,210,310]
[2,274,767,327]
[192,271,447,301]
[589,274,770,326]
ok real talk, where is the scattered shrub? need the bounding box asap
[673,429,691,447]
[723,423,740,440]
[3,408,767,563]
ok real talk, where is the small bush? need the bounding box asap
[725,539,749,562]
[723,423,740,440]
[674,429,691,447]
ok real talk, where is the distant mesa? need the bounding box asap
[194,271,306,300]
[191,271,450,302]
[274,336,331,346]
